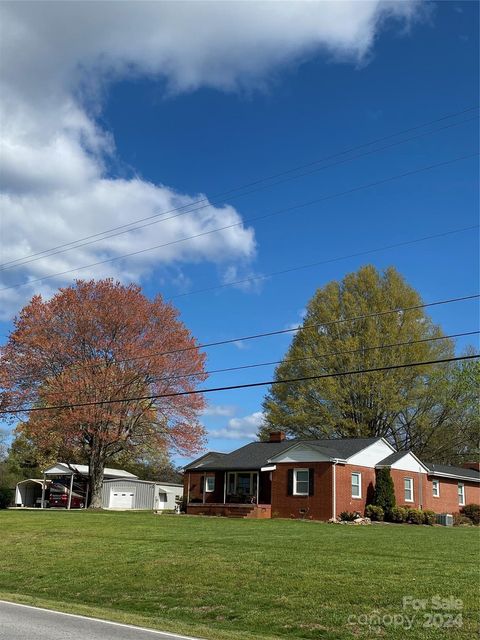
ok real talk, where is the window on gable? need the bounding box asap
[432,479,440,498]
[351,472,361,498]
[293,469,309,495]
[458,482,465,506]
[404,477,414,502]
[205,476,215,492]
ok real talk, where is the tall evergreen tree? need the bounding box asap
[373,467,396,513]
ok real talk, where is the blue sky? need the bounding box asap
[0,1,478,465]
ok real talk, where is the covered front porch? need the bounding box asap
[186,468,273,518]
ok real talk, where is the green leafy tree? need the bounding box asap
[113,446,183,483]
[261,265,476,461]
[373,467,396,513]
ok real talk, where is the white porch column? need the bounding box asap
[202,474,206,504]
[187,474,191,503]
[256,472,259,504]
[67,473,74,510]
[332,462,337,519]
[223,473,227,504]
[40,472,46,509]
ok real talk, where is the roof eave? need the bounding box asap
[427,470,480,483]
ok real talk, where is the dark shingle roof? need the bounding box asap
[185,451,228,469]
[426,463,480,482]
[307,437,381,460]
[376,451,412,466]
[184,437,381,471]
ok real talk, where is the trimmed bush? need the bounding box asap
[423,509,436,526]
[339,511,358,522]
[461,504,480,525]
[365,504,384,521]
[453,512,473,526]
[373,467,396,514]
[407,508,424,525]
[389,506,408,522]
[0,487,13,509]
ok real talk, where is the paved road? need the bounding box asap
[0,601,201,640]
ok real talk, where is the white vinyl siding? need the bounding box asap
[458,482,465,506]
[351,472,361,498]
[432,479,440,498]
[293,469,309,496]
[404,477,414,503]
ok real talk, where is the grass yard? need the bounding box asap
[0,511,479,640]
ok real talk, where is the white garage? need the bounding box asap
[101,478,183,511]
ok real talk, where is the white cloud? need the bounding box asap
[209,410,265,440]
[232,340,249,351]
[202,404,236,417]
[229,410,265,430]
[0,1,424,319]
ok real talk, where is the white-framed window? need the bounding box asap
[404,477,414,503]
[293,469,310,496]
[205,476,215,492]
[432,479,440,498]
[458,482,465,506]
[351,472,362,498]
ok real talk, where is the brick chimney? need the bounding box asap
[462,461,480,472]
[269,431,286,443]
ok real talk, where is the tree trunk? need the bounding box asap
[88,444,105,509]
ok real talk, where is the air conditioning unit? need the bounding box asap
[435,513,453,526]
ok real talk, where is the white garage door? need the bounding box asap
[109,490,135,509]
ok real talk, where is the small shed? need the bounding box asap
[101,478,183,510]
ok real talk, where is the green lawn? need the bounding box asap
[0,511,478,640]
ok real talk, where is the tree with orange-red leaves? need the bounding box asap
[0,280,207,507]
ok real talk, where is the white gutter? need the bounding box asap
[427,471,480,483]
[260,465,276,472]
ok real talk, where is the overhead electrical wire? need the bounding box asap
[170,224,478,300]
[1,152,477,294]
[3,294,478,384]
[1,106,476,272]
[88,293,480,364]
[1,354,477,415]
[136,330,480,383]
[12,330,478,394]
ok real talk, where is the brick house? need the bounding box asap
[184,432,480,520]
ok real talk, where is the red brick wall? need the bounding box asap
[271,462,333,520]
[388,469,424,509]
[388,469,480,512]
[187,504,272,518]
[335,464,376,516]
[423,476,480,512]
[184,466,480,519]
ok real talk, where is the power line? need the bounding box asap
[4,295,478,383]
[1,152,477,294]
[16,330,477,393]
[1,107,476,272]
[141,330,480,382]
[2,354,477,415]
[170,224,478,300]
[92,293,480,364]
